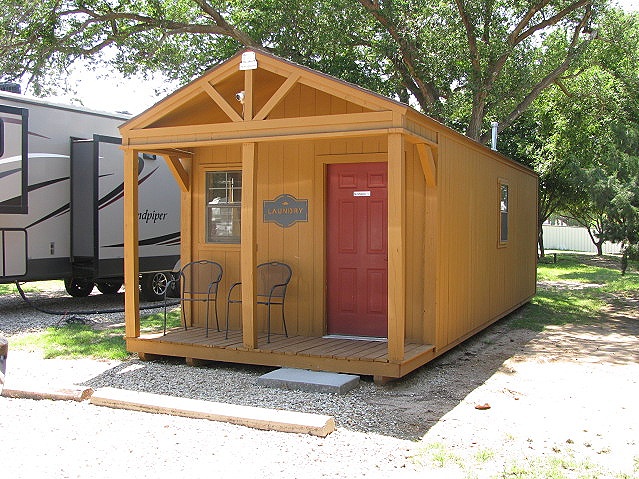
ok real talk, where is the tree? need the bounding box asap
[499,9,639,257]
[568,168,624,256]
[0,0,603,142]
[557,10,639,254]
[498,101,586,257]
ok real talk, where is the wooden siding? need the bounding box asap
[178,128,535,352]
[188,137,396,340]
[434,131,537,352]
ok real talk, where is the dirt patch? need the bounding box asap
[537,279,602,290]
[406,290,639,477]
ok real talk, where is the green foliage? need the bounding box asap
[0,0,605,141]
[500,9,639,254]
[9,309,182,360]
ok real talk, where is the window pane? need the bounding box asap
[501,212,508,242]
[206,171,241,243]
[500,183,509,243]
[500,184,508,212]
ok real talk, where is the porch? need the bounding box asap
[127,328,436,380]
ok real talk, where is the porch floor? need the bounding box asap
[127,327,436,379]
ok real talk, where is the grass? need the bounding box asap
[9,309,182,360]
[412,442,638,479]
[501,453,632,479]
[413,442,466,469]
[0,280,65,296]
[510,253,639,331]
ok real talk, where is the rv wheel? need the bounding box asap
[140,272,170,302]
[96,280,123,295]
[64,278,94,297]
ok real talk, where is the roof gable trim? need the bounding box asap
[122,50,408,133]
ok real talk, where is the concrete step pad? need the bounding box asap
[90,387,335,437]
[257,368,360,394]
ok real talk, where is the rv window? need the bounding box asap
[499,181,509,244]
[0,118,4,157]
[205,170,242,243]
[0,105,28,214]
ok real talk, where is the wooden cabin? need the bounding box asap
[120,50,537,382]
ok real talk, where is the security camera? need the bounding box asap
[235,91,245,103]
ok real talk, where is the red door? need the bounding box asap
[326,162,388,337]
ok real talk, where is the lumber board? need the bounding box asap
[90,387,335,437]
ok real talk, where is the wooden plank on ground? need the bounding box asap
[90,387,334,437]
[2,384,93,402]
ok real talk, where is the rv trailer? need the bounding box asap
[0,89,180,300]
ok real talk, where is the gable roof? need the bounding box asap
[121,49,410,133]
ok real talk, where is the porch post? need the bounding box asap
[179,155,193,325]
[123,148,140,338]
[241,142,258,348]
[387,133,406,361]
[244,69,253,120]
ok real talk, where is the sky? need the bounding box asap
[29,0,637,117]
[36,66,178,117]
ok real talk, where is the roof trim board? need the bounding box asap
[201,82,243,122]
[121,49,408,134]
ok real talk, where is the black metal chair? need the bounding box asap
[163,260,223,337]
[225,261,292,343]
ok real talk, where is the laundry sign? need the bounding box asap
[263,194,308,227]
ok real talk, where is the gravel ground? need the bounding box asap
[1,281,638,478]
[0,283,448,438]
[0,284,422,478]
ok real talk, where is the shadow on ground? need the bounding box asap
[82,311,542,441]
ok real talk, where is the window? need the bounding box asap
[499,181,509,244]
[206,171,242,243]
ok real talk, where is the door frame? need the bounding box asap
[325,161,389,337]
[313,152,388,338]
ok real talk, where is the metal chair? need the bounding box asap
[163,260,223,337]
[225,261,292,342]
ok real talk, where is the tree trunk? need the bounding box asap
[538,221,545,258]
[596,241,603,256]
[466,91,487,142]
